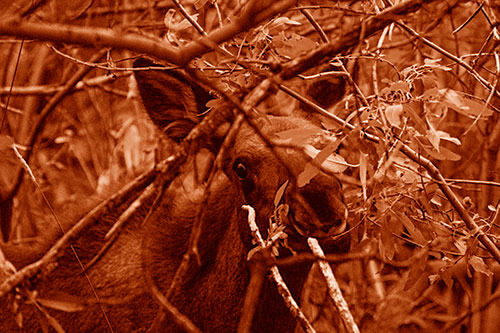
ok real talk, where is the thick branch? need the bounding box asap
[0,18,183,64]
[279,0,440,80]
[0,0,296,67]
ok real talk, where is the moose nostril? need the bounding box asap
[320,225,332,233]
[320,218,343,233]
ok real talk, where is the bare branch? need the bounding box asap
[279,0,440,80]
[307,238,359,333]
[0,72,131,96]
[0,0,296,66]
[242,205,316,333]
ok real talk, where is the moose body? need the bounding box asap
[1,59,348,332]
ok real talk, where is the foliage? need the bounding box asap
[1,0,500,332]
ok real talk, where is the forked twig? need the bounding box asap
[0,0,297,67]
[241,205,316,333]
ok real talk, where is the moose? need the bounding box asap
[0,58,349,332]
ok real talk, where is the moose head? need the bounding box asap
[0,58,349,333]
[134,58,349,331]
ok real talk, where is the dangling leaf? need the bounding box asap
[273,32,317,58]
[298,140,347,187]
[274,180,289,207]
[379,215,395,260]
[469,255,493,276]
[396,213,427,245]
[275,127,320,146]
[423,88,493,117]
[404,248,429,291]
[360,152,367,201]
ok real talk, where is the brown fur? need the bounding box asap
[0,58,348,332]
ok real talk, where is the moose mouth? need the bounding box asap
[270,181,349,251]
[281,212,350,254]
[289,212,348,239]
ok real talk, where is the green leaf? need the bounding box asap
[360,152,367,201]
[379,215,395,260]
[267,17,301,33]
[273,32,317,58]
[247,246,262,261]
[423,58,451,70]
[424,88,493,117]
[298,141,347,187]
[415,137,461,161]
[425,122,440,151]
[460,96,494,117]
[404,103,428,134]
[390,81,412,92]
[436,130,461,145]
[431,146,461,161]
[297,163,320,188]
[37,296,86,312]
[396,213,427,245]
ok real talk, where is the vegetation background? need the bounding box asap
[1,0,500,332]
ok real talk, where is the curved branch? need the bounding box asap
[0,0,296,67]
[279,0,440,80]
[0,18,183,64]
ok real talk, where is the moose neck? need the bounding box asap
[143,172,310,332]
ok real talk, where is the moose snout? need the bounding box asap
[288,180,348,239]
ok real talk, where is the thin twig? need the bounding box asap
[165,115,245,298]
[396,22,500,99]
[280,84,500,264]
[9,50,106,201]
[172,0,206,35]
[0,170,157,298]
[241,205,316,333]
[279,0,439,80]
[307,238,359,333]
[0,72,131,96]
[83,182,158,272]
[144,268,202,333]
[300,9,328,43]
[0,0,297,67]
[8,147,118,332]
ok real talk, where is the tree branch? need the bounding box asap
[0,0,296,67]
[279,0,440,80]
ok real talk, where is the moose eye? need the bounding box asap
[233,160,248,179]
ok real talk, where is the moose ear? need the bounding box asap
[300,63,346,118]
[133,58,213,143]
[305,75,346,110]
